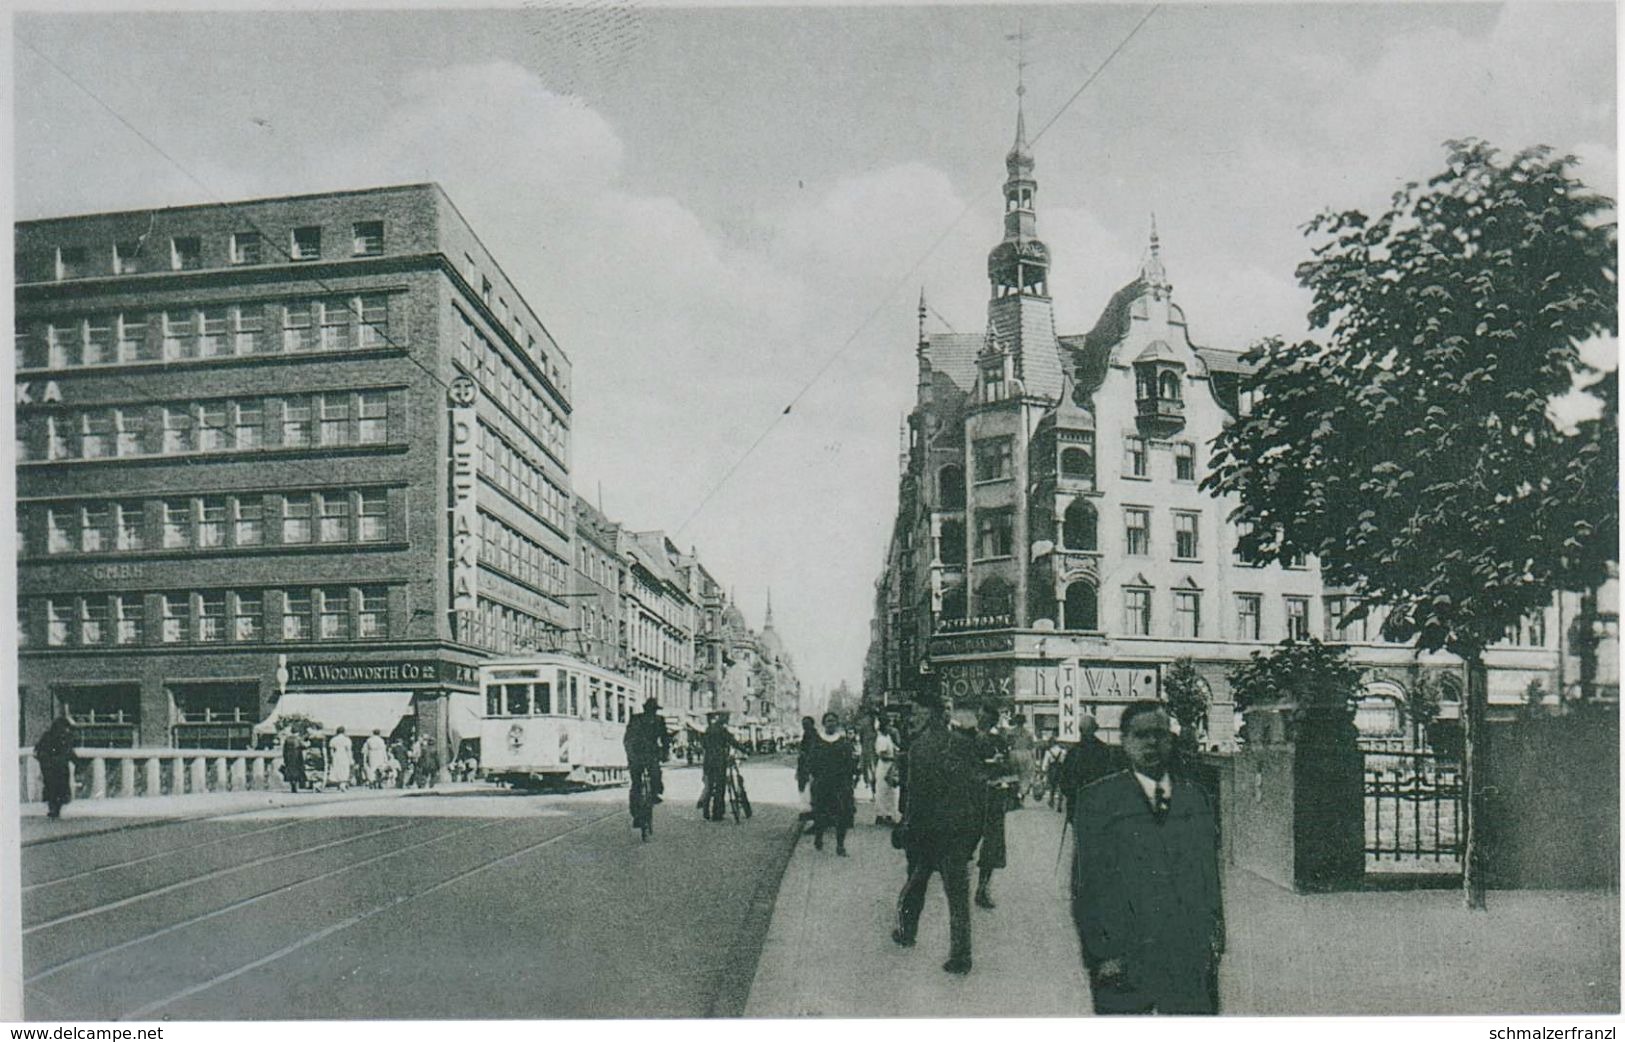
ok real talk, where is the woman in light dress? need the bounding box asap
[873,721,900,825]
[327,726,355,791]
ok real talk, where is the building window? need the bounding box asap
[198,497,227,548]
[359,586,388,638]
[283,302,316,352]
[1062,499,1097,552]
[163,311,195,360]
[197,402,228,452]
[46,509,71,554]
[233,401,263,449]
[116,502,144,550]
[1325,595,1365,641]
[1235,593,1262,641]
[1125,508,1150,556]
[117,314,149,362]
[352,221,384,256]
[233,592,263,642]
[197,592,226,642]
[282,494,313,544]
[291,226,322,261]
[161,592,189,643]
[319,587,351,639]
[197,309,229,358]
[975,508,1015,559]
[1174,591,1202,638]
[283,590,312,640]
[1175,442,1196,482]
[81,505,111,552]
[234,497,263,546]
[81,412,113,459]
[358,295,388,348]
[47,600,71,646]
[116,409,144,457]
[1124,436,1147,478]
[357,391,388,444]
[319,299,351,351]
[1059,439,1095,482]
[162,499,192,548]
[170,237,202,271]
[358,490,387,542]
[319,394,350,446]
[231,231,262,265]
[113,241,141,274]
[973,437,1014,482]
[234,305,265,355]
[1123,587,1152,636]
[1173,511,1200,560]
[1234,521,1262,567]
[319,493,351,542]
[481,276,493,306]
[1285,596,1311,640]
[80,598,108,645]
[56,246,89,279]
[282,397,313,447]
[114,595,143,645]
[84,317,112,365]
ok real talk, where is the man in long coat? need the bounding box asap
[1071,700,1223,1014]
[893,696,987,975]
[34,716,76,819]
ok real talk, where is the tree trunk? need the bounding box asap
[1461,653,1490,910]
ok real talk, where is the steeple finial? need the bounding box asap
[918,288,928,347]
[764,588,774,629]
[1142,213,1169,298]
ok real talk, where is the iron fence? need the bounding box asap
[1363,749,1463,871]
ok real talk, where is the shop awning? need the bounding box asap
[254,691,413,737]
[448,692,483,742]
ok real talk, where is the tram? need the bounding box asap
[478,653,640,788]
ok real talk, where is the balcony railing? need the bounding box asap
[19,747,284,803]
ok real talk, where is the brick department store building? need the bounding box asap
[864,103,1595,745]
[15,184,574,761]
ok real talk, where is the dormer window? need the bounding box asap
[1133,341,1187,433]
[981,357,1008,402]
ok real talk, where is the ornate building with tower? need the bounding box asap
[864,102,1587,744]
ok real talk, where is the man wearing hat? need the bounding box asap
[623,696,671,829]
[699,710,744,821]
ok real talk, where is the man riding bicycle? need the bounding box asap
[624,697,671,829]
[699,711,745,822]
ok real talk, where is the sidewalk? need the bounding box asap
[746,787,1621,1017]
[746,792,1092,1017]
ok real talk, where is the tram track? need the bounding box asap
[25,817,514,984]
[23,819,308,891]
[23,819,421,934]
[117,805,627,1020]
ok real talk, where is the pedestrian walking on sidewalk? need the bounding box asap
[1060,714,1125,824]
[973,705,1016,910]
[34,716,77,820]
[328,727,355,791]
[873,720,900,825]
[363,729,390,788]
[806,711,858,854]
[1008,714,1036,807]
[1071,701,1224,1015]
[893,696,986,975]
[282,732,307,793]
[795,716,817,826]
[858,710,878,795]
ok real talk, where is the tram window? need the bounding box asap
[533,681,551,714]
[617,691,627,723]
[486,688,502,716]
[504,683,531,716]
[571,675,580,719]
[589,686,601,720]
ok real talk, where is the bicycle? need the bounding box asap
[630,762,658,841]
[725,757,753,823]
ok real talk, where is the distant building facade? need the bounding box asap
[15,184,573,761]
[864,107,1588,745]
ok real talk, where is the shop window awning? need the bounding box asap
[254,691,413,737]
[448,692,483,743]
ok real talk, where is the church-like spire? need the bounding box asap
[989,79,1047,301]
[1141,213,1170,299]
[764,588,775,630]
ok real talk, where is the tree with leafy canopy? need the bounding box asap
[1225,638,1363,715]
[1204,140,1617,909]
[1163,657,1210,759]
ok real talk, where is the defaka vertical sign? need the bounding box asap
[448,376,479,622]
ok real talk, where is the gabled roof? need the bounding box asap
[925,333,985,393]
[1134,339,1183,365]
[1195,346,1254,375]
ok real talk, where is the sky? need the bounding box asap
[10,2,1617,701]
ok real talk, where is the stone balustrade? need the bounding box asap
[18,748,283,803]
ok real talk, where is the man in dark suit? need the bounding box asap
[1059,713,1125,824]
[1071,700,1223,1014]
[893,694,987,975]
